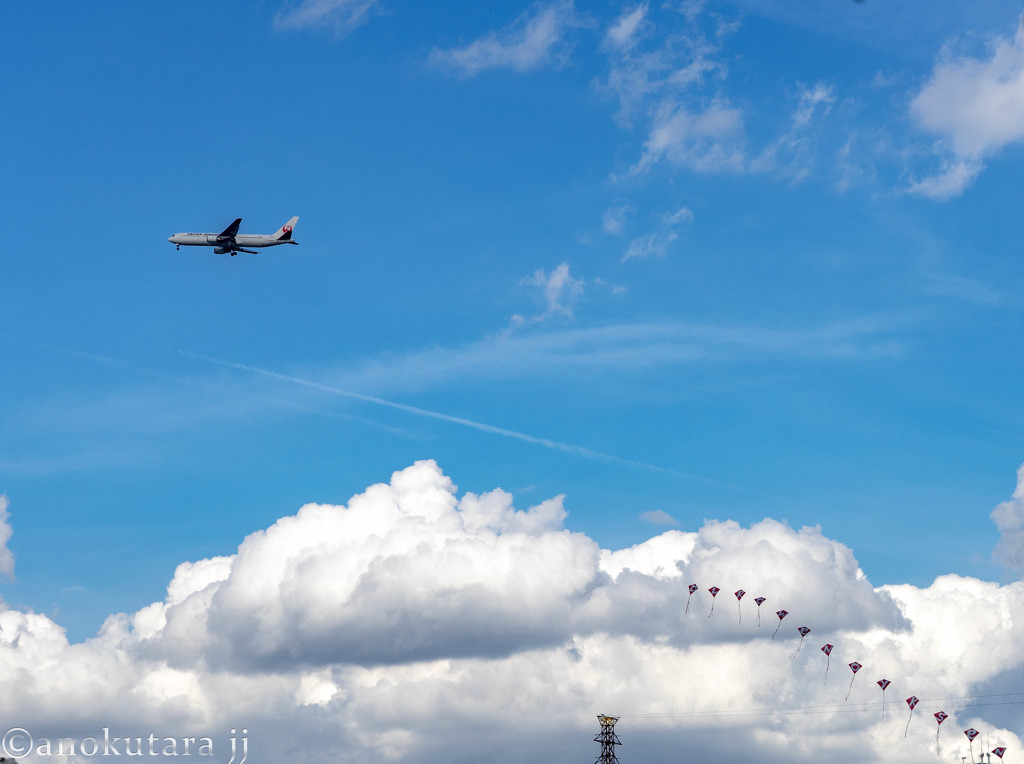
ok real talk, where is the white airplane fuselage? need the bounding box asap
[168,216,298,255]
[169,233,291,248]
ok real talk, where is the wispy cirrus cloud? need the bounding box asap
[603,3,649,53]
[429,0,582,77]
[905,158,984,201]
[623,206,693,262]
[92,316,912,408]
[274,0,381,36]
[597,3,749,178]
[598,3,730,129]
[9,313,909,486]
[261,315,911,397]
[752,81,836,181]
[629,98,746,175]
[510,262,585,328]
[602,200,633,235]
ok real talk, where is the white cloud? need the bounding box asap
[630,98,746,175]
[912,25,1024,158]
[792,81,836,130]
[598,3,729,129]
[905,157,985,202]
[623,228,678,261]
[510,262,585,327]
[639,509,679,526]
[2,461,1024,762]
[429,0,581,77]
[909,20,1024,198]
[604,3,649,52]
[40,315,908,477]
[622,205,693,262]
[596,7,890,190]
[835,134,879,193]
[143,463,599,670]
[593,276,629,295]
[0,495,12,579]
[203,316,909,404]
[663,206,694,226]
[992,462,1024,573]
[602,200,633,234]
[296,669,340,707]
[752,81,836,180]
[596,3,756,179]
[676,0,707,25]
[274,0,380,36]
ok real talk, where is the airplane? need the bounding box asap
[168,216,299,255]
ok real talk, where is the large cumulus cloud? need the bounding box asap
[1,461,1023,763]
[143,463,601,670]
[134,461,902,672]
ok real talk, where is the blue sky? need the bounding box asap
[7,3,1024,762]
[5,0,1024,644]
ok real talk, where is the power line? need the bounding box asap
[618,692,1024,721]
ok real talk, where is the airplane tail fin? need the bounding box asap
[273,216,299,241]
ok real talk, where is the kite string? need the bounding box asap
[791,637,805,659]
[620,696,1024,720]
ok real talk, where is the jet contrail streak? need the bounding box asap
[175,348,742,488]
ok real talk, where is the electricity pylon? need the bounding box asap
[594,715,621,764]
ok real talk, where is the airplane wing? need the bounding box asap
[219,218,242,238]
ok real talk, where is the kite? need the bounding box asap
[791,626,811,658]
[771,610,788,640]
[734,589,746,624]
[904,696,919,737]
[754,597,766,627]
[685,584,698,614]
[965,728,980,763]
[934,711,948,756]
[821,644,834,684]
[708,586,721,618]
[876,679,890,719]
[845,662,862,701]
[993,747,1007,761]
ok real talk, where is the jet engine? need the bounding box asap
[214,246,231,254]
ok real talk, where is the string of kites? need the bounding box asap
[686,584,1009,762]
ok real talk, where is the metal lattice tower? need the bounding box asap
[593,714,621,764]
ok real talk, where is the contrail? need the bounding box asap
[175,348,741,488]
